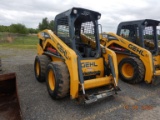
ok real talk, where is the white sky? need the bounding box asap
[0,0,160,32]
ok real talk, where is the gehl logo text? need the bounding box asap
[128,44,144,56]
[57,43,68,59]
[82,62,98,68]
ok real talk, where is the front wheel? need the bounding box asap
[118,57,145,84]
[46,62,70,99]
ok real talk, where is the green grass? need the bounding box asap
[0,33,38,49]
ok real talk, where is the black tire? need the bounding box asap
[34,55,51,82]
[46,62,70,99]
[118,57,145,84]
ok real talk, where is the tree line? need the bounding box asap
[1,18,160,40]
[144,34,160,40]
[0,17,54,34]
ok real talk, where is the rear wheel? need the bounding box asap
[46,62,70,99]
[34,55,51,82]
[118,57,145,84]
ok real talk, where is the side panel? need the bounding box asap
[37,30,79,99]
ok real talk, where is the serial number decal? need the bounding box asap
[128,44,144,56]
[83,71,100,76]
[57,43,68,59]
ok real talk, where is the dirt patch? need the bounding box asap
[0,93,21,120]
[117,95,138,105]
[6,36,14,43]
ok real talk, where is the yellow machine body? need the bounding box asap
[37,29,118,99]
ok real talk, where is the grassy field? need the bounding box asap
[0,32,38,49]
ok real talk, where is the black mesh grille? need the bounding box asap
[144,26,155,51]
[57,17,69,37]
[157,29,160,35]
[144,26,153,40]
[81,22,95,40]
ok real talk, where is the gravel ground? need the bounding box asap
[1,47,160,120]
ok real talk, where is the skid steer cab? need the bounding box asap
[100,19,160,85]
[34,7,120,104]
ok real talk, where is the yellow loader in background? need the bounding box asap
[100,19,160,85]
[34,7,120,104]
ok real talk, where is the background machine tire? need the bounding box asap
[118,57,145,84]
[34,55,51,82]
[46,62,70,99]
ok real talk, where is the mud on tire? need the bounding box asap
[118,57,145,84]
[46,62,70,99]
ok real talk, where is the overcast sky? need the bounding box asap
[0,0,160,32]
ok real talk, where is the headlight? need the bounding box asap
[98,15,101,19]
[144,21,148,26]
[73,9,77,14]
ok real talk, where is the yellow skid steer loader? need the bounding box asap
[34,7,120,104]
[100,19,160,85]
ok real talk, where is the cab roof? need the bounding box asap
[54,7,101,22]
[118,19,160,26]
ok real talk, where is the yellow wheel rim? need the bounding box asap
[121,63,134,78]
[48,69,55,91]
[36,62,40,76]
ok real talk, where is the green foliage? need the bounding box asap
[0,25,10,32]
[0,24,38,34]
[0,17,55,34]
[38,17,49,30]
[49,20,54,31]
[10,23,28,34]
[38,17,54,31]
[28,28,39,34]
